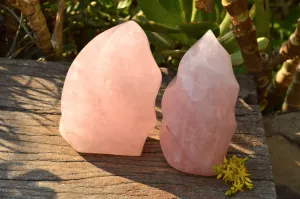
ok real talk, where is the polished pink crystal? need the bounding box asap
[59,21,162,156]
[160,30,240,176]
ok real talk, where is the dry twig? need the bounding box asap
[8,0,53,54]
[51,0,65,56]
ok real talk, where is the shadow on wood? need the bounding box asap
[0,162,61,198]
[79,137,227,198]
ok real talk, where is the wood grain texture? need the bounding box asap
[0,58,276,199]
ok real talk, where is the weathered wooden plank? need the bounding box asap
[0,129,268,155]
[0,87,61,113]
[0,58,70,69]
[0,180,275,199]
[0,75,64,91]
[0,58,276,198]
[0,110,269,157]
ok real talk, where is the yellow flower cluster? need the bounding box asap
[213,155,254,196]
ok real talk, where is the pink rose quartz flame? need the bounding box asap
[59,21,162,156]
[160,30,240,176]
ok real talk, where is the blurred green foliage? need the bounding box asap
[135,0,270,71]
[0,0,299,70]
[270,2,300,50]
[42,0,140,59]
[135,0,223,67]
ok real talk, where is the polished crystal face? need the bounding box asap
[160,30,240,176]
[59,21,162,156]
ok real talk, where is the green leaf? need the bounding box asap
[145,31,174,49]
[135,20,181,34]
[233,64,248,74]
[117,0,133,9]
[169,33,196,46]
[158,0,193,23]
[138,0,181,25]
[254,0,270,52]
[231,50,244,67]
[86,19,109,27]
[214,0,226,24]
[99,0,113,7]
[135,14,194,46]
[179,22,220,40]
[218,31,239,54]
[257,37,269,52]
[191,0,198,22]
[219,12,231,37]
[249,3,256,20]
